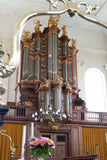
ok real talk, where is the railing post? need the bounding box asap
[99,112,103,123]
[25,106,31,119]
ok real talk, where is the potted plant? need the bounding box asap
[28,136,55,160]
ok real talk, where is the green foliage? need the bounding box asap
[30,144,52,159]
[29,136,55,159]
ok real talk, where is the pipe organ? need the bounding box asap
[16,16,79,118]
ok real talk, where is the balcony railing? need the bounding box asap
[4,105,107,124]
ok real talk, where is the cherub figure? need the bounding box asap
[62,25,67,36]
[21,31,32,40]
[34,20,42,32]
[71,39,76,48]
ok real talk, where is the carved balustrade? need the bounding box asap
[4,105,107,124]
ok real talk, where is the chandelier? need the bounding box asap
[32,102,69,130]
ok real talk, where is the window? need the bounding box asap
[85,68,106,112]
[57,135,65,142]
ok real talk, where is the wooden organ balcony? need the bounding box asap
[1,103,106,160]
[4,104,107,124]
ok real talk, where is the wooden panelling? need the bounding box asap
[0,123,23,160]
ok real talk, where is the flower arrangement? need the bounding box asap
[28,136,55,159]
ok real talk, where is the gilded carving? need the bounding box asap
[24,101,33,106]
[62,25,67,36]
[39,79,50,89]
[48,15,60,27]
[74,105,83,110]
[49,121,62,130]
[71,39,76,48]
[21,31,32,40]
[34,20,42,32]
[52,76,63,85]
[64,82,72,91]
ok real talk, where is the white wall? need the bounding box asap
[77,47,107,101]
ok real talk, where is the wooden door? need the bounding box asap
[40,132,68,159]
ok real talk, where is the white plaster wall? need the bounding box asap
[77,47,107,102]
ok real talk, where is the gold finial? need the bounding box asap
[48,15,60,27]
[21,31,32,40]
[71,39,76,48]
[62,25,67,36]
[34,20,42,32]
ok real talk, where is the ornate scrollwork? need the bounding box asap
[64,82,72,92]
[52,76,63,85]
[78,2,98,14]
[48,15,60,27]
[49,121,62,130]
[0,130,17,157]
[39,80,50,89]
[0,61,16,78]
[24,101,33,106]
